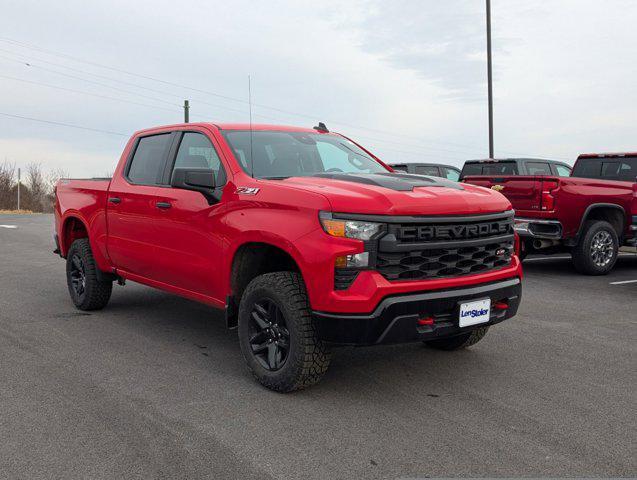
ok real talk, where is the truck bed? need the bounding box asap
[463,175,636,239]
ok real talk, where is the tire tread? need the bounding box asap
[66,238,112,310]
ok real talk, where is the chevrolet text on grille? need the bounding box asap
[398,221,511,242]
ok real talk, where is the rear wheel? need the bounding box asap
[423,326,489,351]
[571,220,619,275]
[66,238,112,310]
[237,272,331,392]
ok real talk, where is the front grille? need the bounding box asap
[375,212,514,282]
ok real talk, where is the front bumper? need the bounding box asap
[313,277,521,345]
[514,217,562,239]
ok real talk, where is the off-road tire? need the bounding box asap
[423,326,489,351]
[237,272,331,392]
[66,238,113,310]
[571,220,619,275]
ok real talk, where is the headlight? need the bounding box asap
[319,212,382,241]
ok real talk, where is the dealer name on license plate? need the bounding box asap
[459,298,491,328]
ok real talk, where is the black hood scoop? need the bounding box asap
[312,172,464,191]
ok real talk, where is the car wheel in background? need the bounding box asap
[571,220,619,275]
[423,326,490,351]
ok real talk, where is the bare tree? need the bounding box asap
[24,163,48,212]
[0,161,16,210]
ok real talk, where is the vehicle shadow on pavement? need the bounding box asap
[100,283,497,395]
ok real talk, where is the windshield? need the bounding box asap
[572,157,637,182]
[221,130,389,179]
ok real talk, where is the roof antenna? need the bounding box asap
[313,122,329,133]
[248,75,254,178]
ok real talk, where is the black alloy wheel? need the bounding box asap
[248,298,290,371]
[69,253,87,304]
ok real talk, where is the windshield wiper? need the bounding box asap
[260,176,291,180]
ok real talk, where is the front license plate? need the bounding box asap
[459,298,491,328]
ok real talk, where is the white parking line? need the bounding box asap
[610,279,637,285]
[0,225,17,229]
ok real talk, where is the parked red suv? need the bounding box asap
[54,122,523,391]
[463,153,637,274]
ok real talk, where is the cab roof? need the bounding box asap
[577,152,637,159]
[133,122,329,136]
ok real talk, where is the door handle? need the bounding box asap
[108,197,121,204]
[156,202,172,209]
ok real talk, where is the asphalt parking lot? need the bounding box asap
[1,214,635,479]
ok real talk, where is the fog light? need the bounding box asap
[335,252,369,268]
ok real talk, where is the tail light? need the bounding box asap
[541,180,559,211]
[514,231,521,256]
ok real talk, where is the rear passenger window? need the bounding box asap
[127,134,172,185]
[173,132,226,185]
[555,165,571,177]
[415,165,440,176]
[391,165,409,172]
[526,162,552,175]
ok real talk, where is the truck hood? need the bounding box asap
[274,173,512,216]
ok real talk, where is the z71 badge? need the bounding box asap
[235,187,260,195]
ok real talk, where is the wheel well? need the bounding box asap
[62,217,88,256]
[583,206,624,237]
[230,243,300,304]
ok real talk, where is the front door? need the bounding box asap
[149,130,229,303]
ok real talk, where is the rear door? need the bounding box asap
[106,132,175,277]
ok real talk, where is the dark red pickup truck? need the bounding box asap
[463,153,637,274]
[54,122,522,391]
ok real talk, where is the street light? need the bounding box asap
[486,0,494,158]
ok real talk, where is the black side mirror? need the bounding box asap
[171,168,219,204]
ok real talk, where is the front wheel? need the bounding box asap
[571,220,619,275]
[237,272,331,392]
[423,326,489,351]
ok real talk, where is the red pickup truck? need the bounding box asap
[54,122,522,391]
[463,153,637,275]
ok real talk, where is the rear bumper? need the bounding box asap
[514,217,562,239]
[313,277,521,345]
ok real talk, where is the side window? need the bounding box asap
[600,161,620,179]
[127,134,172,185]
[391,164,409,172]
[415,165,440,176]
[443,167,460,181]
[173,132,226,185]
[555,164,571,177]
[461,164,483,177]
[526,162,552,175]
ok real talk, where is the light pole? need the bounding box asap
[17,167,21,211]
[486,0,494,158]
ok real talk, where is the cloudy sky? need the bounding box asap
[0,0,635,177]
